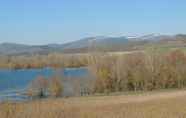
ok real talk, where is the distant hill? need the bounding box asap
[0,43,55,55]
[0,36,129,55]
[0,34,185,55]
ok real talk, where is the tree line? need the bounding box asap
[89,50,186,93]
[26,49,186,98]
[0,53,88,69]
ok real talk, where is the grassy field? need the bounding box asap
[1,90,186,118]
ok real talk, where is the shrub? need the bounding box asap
[49,75,63,97]
[27,76,48,98]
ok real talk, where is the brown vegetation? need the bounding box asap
[89,49,186,93]
[1,90,186,118]
[48,75,63,97]
[2,49,186,118]
[27,75,63,98]
[27,76,48,98]
[0,53,88,69]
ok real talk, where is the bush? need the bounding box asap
[49,75,63,97]
[28,74,64,98]
[27,76,48,98]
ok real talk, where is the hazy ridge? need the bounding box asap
[0,34,185,55]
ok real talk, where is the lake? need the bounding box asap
[0,67,89,101]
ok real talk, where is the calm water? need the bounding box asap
[0,67,89,101]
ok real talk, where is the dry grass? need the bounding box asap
[1,90,186,118]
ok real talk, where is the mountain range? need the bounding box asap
[0,34,185,55]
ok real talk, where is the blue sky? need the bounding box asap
[0,0,186,45]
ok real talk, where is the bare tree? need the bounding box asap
[49,75,63,97]
[27,76,48,98]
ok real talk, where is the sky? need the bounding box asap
[0,0,186,45]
